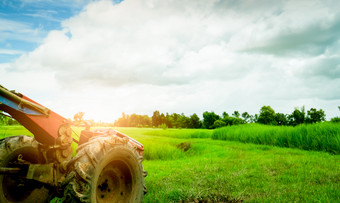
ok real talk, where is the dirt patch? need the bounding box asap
[176,142,191,151]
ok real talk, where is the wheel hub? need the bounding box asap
[96,162,132,203]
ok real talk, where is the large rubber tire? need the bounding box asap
[0,135,49,203]
[64,134,147,203]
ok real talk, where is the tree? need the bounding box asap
[129,113,138,127]
[177,113,190,128]
[241,112,250,123]
[222,112,229,119]
[331,106,340,123]
[202,111,220,129]
[152,111,161,127]
[257,106,276,125]
[275,113,288,126]
[288,107,305,126]
[250,114,258,123]
[160,113,166,125]
[171,113,180,128]
[305,108,325,123]
[232,111,240,118]
[331,117,340,123]
[189,113,202,129]
[165,113,172,128]
[114,112,128,127]
[142,115,151,127]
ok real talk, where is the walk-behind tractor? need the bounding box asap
[0,85,147,202]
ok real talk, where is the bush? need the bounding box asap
[331,117,340,123]
[222,117,245,125]
[213,120,226,128]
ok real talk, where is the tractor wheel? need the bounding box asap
[64,134,147,202]
[0,135,49,203]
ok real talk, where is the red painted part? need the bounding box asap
[2,95,69,145]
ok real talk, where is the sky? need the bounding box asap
[1,0,340,122]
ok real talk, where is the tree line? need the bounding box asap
[114,106,340,129]
[114,111,202,129]
[1,106,339,128]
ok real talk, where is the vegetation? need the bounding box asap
[143,128,212,139]
[113,105,334,129]
[0,111,19,125]
[0,125,339,202]
[0,125,33,137]
[257,106,276,125]
[331,106,340,123]
[202,111,220,129]
[79,127,339,202]
[212,122,340,154]
[1,105,339,201]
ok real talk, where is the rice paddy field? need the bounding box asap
[212,123,340,154]
[0,123,339,202]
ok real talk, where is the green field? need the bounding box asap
[213,123,340,154]
[0,125,339,202]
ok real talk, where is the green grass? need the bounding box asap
[0,125,33,137]
[212,122,340,154]
[117,128,212,160]
[117,127,340,202]
[143,128,212,139]
[1,125,339,202]
[142,144,339,202]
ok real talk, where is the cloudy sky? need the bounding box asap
[1,0,340,122]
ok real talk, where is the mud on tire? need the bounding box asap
[64,134,147,202]
[0,135,49,203]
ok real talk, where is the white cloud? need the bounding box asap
[2,0,340,121]
[0,19,43,43]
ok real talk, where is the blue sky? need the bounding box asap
[0,0,93,62]
[1,0,340,122]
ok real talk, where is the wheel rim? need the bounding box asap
[96,160,133,203]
